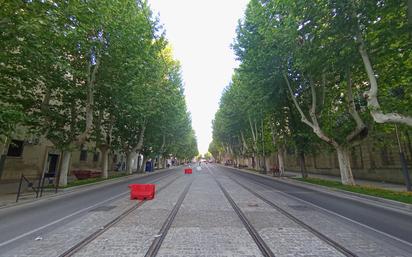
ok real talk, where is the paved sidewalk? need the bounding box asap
[282,170,408,192]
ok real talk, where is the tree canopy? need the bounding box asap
[1,0,198,184]
[210,0,411,185]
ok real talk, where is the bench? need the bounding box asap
[270,166,280,176]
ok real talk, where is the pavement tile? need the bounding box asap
[156,172,263,257]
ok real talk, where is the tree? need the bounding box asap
[214,0,394,185]
[1,0,198,184]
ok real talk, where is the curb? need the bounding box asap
[0,167,179,210]
[220,165,412,215]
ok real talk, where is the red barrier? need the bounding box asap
[128,184,156,200]
[184,168,192,174]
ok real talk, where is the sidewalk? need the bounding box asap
[282,170,408,192]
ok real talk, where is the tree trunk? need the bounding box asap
[299,151,307,178]
[76,59,99,145]
[157,155,161,170]
[136,154,141,171]
[0,137,10,179]
[359,37,412,127]
[277,149,285,176]
[101,148,109,179]
[261,156,267,173]
[403,130,412,160]
[256,155,260,171]
[59,151,71,187]
[152,158,156,171]
[0,154,6,179]
[336,146,355,185]
[139,156,146,173]
[126,151,133,174]
[285,72,358,183]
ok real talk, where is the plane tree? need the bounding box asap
[0,1,199,185]
[0,1,71,170]
[215,0,393,185]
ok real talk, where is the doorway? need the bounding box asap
[47,154,59,176]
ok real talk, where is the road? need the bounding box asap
[0,168,180,253]
[219,165,412,244]
[0,164,411,256]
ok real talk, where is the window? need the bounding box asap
[80,145,88,161]
[7,140,24,157]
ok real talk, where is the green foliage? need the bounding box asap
[57,172,128,188]
[211,0,411,165]
[204,152,213,159]
[0,1,198,160]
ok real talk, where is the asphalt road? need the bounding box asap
[0,168,180,252]
[217,165,412,246]
[1,164,411,255]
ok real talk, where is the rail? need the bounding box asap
[223,168,358,257]
[58,172,181,257]
[208,168,276,257]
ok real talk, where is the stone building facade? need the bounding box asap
[282,138,410,184]
[0,137,113,183]
[223,137,411,184]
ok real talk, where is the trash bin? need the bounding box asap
[145,161,152,172]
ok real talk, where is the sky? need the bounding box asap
[148,0,249,154]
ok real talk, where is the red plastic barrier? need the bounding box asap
[128,184,156,200]
[184,168,192,174]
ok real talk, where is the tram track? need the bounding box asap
[58,172,182,257]
[214,166,358,257]
[208,168,276,257]
[144,178,194,257]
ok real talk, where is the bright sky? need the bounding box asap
[148,0,249,154]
